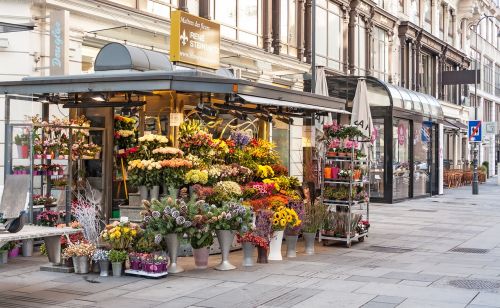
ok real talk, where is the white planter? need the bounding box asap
[268,230,284,261]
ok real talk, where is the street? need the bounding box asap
[1,180,500,308]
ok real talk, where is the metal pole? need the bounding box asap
[311,0,316,93]
[472,24,479,195]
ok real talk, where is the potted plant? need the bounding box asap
[92,249,110,277]
[326,148,337,157]
[269,205,300,261]
[62,242,96,274]
[253,209,273,264]
[210,202,252,270]
[7,241,20,258]
[108,249,128,277]
[301,199,327,255]
[36,210,60,226]
[100,221,142,250]
[14,131,30,159]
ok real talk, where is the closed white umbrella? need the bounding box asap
[350,78,373,139]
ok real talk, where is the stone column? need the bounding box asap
[451,9,457,47]
[348,7,358,75]
[411,40,416,90]
[342,5,350,74]
[263,0,273,52]
[304,0,312,63]
[415,38,421,92]
[272,0,281,55]
[388,30,394,83]
[297,0,305,61]
[438,54,444,99]
[431,0,438,35]
[400,36,407,88]
[366,18,373,76]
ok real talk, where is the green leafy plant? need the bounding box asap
[14,133,29,146]
[108,249,128,263]
[190,232,214,249]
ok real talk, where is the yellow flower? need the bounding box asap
[287,215,293,222]
[273,212,281,220]
[123,227,130,234]
[131,230,137,236]
[114,231,121,238]
[280,219,286,227]
[273,219,279,226]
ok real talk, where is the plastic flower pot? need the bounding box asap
[112,261,123,276]
[72,256,90,274]
[192,247,209,269]
[8,247,20,258]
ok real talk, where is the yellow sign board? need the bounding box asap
[170,11,220,69]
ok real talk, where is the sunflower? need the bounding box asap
[280,219,286,227]
[287,215,293,222]
[273,219,279,226]
[273,212,282,220]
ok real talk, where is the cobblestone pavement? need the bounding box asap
[2,180,500,308]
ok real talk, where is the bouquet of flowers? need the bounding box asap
[209,202,252,232]
[128,159,163,188]
[237,231,269,250]
[271,205,301,231]
[36,210,61,226]
[185,169,209,185]
[62,242,96,258]
[100,221,142,250]
[33,195,57,206]
[92,249,109,261]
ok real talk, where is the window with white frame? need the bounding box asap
[372,27,389,81]
[495,64,500,97]
[423,0,431,32]
[483,57,493,94]
[315,1,343,71]
[439,5,444,40]
[280,0,298,56]
[211,0,262,47]
[447,9,453,42]
[419,52,434,95]
[410,0,420,24]
[145,0,179,19]
[356,18,367,75]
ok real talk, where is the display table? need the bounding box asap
[0,225,80,265]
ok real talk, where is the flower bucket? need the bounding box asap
[150,186,160,200]
[268,230,284,261]
[112,261,123,276]
[165,233,184,273]
[130,259,141,270]
[73,256,90,274]
[303,232,316,255]
[285,235,298,258]
[99,260,109,277]
[215,230,236,271]
[22,239,34,257]
[192,247,209,269]
[8,247,20,258]
[242,242,254,267]
[256,246,268,264]
[0,251,8,264]
[139,186,149,201]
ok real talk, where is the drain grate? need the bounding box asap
[409,209,438,212]
[361,245,413,253]
[449,247,489,254]
[449,279,500,290]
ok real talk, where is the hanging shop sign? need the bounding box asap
[170,11,220,69]
[49,10,69,76]
[169,113,184,127]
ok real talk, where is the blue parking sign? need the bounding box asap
[468,120,482,142]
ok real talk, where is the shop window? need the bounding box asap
[483,58,493,94]
[393,118,410,199]
[370,119,385,199]
[315,1,342,71]
[212,0,261,47]
[372,27,389,82]
[419,52,434,95]
[414,122,431,196]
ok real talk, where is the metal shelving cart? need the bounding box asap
[319,146,371,248]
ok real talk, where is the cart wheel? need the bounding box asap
[358,236,365,242]
[346,241,351,248]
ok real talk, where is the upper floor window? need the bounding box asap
[399,0,404,13]
[315,1,343,71]
[483,57,493,94]
[410,0,420,25]
[439,5,444,40]
[145,0,179,19]
[356,18,367,75]
[372,27,389,81]
[495,65,500,97]
[419,52,434,95]
[447,10,453,42]
[211,0,261,47]
[280,0,298,56]
[423,0,431,31]
[483,100,492,122]
[443,64,458,104]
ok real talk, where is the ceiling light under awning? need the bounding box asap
[237,94,350,115]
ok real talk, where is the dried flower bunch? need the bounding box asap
[62,242,96,258]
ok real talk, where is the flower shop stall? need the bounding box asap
[0,43,349,275]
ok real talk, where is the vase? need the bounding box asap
[242,242,254,267]
[268,230,284,261]
[256,246,268,264]
[8,247,19,258]
[111,261,123,276]
[73,256,90,274]
[285,235,298,258]
[303,232,316,255]
[92,261,100,273]
[215,230,236,271]
[150,186,160,200]
[165,233,184,273]
[22,239,34,257]
[139,186,149,201]
[192,247,209,269]
[0,251,7,264]
[99,260,109,277]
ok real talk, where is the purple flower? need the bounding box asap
[231,130,251,147]
[183,221,192,228]
[171,210,180,218]
[152,211,160,218]
[164,206,171,215]
[154,234,162,244]
[175,216,186,225]
[225,213,232,220]
[144,215,151,222]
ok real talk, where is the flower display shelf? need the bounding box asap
[124,269,168,278]
[320,144,371,248]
